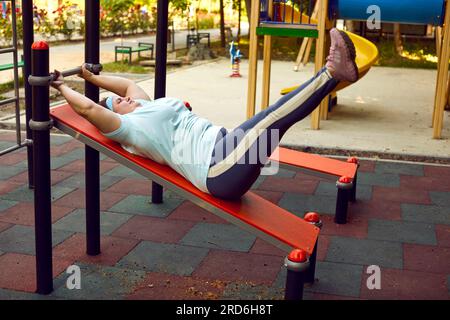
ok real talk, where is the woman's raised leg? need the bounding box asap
[206,29,359,199]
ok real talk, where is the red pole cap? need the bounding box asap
[288,249,307,263]
[339,176,352,184]
[304,212,320,223]
[347,157,359,164]
[31,41,49,50]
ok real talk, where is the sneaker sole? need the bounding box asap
[338,30,359,82]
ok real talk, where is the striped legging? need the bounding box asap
[206,67,339,199]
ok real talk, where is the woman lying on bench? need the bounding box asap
[52,28,359,200]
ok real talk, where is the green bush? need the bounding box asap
[0,7,23,46]
[198,15,216,29]
[52,1,83,40]
[34,8,57,39]
[0,0,156,45]
[100,0,155,36]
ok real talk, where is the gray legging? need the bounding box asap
[206,67,339,199]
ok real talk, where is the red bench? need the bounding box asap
[270,147,359,224]
[50,103,321,299]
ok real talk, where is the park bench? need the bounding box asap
[186,28,211,48]
[0,60,24,72]
[114,42,154,64]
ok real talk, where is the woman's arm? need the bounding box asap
[79,64,150,100]
[52,71,121,133]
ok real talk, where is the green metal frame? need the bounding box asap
[256,26,318,38]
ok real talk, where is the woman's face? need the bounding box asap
[112,96,141,114]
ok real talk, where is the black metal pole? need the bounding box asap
[335,177,352,224]
[152,0,169,204]
[347,157,359,203]
[284,249,309,300]
[30,41,53,294]
[22,0,34,189]
[350,171,358,202]
[303,213,322,284]
[85,0,101,255]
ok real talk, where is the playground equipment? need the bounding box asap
[247,0,450,139]
[0,0,33,181]
[229,41,243,77]
[18,0,360,300]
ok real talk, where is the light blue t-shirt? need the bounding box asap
[103,97,222,192]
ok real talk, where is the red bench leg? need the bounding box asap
[284,249,309,300]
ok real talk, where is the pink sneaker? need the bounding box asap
[325,28,358,82]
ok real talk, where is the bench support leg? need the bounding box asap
[284,249,309,300]
[349,172,357,203]
[346,157,359,203]
[86,146,101,255]
[303,213,323,285]
[152,182,163,203]
[335,177,353,224]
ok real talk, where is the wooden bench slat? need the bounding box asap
[116,47,152,53]
[50,104,319,254]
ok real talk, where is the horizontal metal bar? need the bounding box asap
[53,119,293,253]
[0,47,15,54]
[29,63,103,86]
[0,97,17,107]
[0,140,31,156]
[61,63,102,76]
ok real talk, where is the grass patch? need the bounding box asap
[101,60,150,74]
[0,76,24,95]
[375,38,438,69]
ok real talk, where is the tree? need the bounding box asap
[244,0,251,25]
[393,23,403,55]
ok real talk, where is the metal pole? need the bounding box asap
[152,0,169,204]
[303,212,322,284]
[284,249,309,300]
[347,157,359,203]
[85,0,101,255]
[335,176,352,224]
[30,41,53,294]
[10,0,21,147]
[22,0,34,189]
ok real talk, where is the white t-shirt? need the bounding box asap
[103,97,222,192]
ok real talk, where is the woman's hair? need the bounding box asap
[98,97,109,109]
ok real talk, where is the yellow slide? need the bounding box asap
[278,4,379,94]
